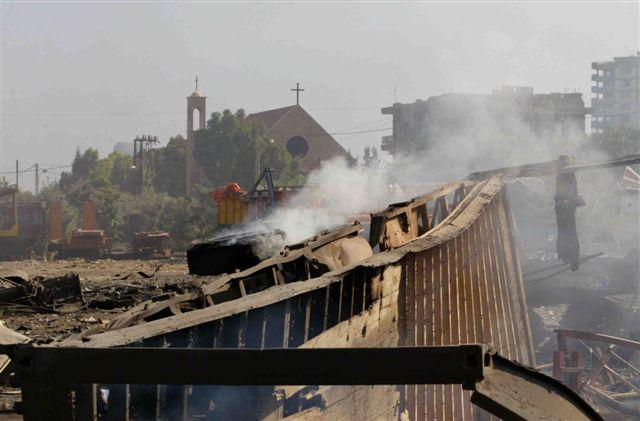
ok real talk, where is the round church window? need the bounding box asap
[286,135,309,158]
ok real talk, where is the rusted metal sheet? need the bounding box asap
[48,201,63,241]
[132,231,170,258]
[58,229,111,259]
[47,176,536,420]
[82,200,97,231]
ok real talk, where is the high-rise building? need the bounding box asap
[381,86,588,157]
[591,52,640,133]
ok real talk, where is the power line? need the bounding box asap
[0,105,388,118]
[41,170,63,176]
[333,117,392,132]
[331,127,392,135]
[309,106,382,111]
[41,165,72,171]
[1,111,184,117]
[38,162,74,167]
[269,127,391,137]
[0,164,70,175]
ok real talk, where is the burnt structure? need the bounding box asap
[381,86,589,157]
[5,155,639,419]
[13,176,547,420]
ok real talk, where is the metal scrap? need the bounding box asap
[0,272,84,314]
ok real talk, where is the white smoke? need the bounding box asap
[231,88,636,262]
[379,89,637,261]
[388,91,589,183]
[243,158,394,258]
[268,158,390,242]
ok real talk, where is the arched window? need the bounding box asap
[192,108,200,132]
[286,135,309,158]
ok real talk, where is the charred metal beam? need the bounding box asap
[9,345,486,386]
[472,353,602,421]
[468,154,640,180]
[5,344,602,421]
[556,329,640,350]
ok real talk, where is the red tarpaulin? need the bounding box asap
[210,183,244,204]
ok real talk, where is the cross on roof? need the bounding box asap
[291,82,305,105]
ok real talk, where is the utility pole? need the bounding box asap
[133,135,159,196]
[15,160,18,189]
[34,163,39,195]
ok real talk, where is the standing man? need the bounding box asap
[555,155,585,271]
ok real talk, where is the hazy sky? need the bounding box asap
[1,2,638,191]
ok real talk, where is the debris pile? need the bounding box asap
[0,259,195,343]
[0,271,84,313]
[552,329,640,419]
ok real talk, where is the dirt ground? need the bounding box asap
[0,257,203,415]
[0,258,196,343]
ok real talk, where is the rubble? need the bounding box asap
[0,271,83,313]
[552,329,640,419]
[0,259,194,343]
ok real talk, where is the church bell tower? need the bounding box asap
[186,77,206,196]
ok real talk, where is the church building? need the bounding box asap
[247,84,354,173]
[185,82,353,194]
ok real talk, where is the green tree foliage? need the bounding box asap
[70,148,99,179]
[109,152,137,194]
[193,109,261,188]
[194,109,306,189]
[151,135,187,197]
[34,107,306,250]
[44,144,218,249]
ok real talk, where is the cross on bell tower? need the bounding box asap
[291,82,305,105]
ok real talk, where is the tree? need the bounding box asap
[193,109,261,188]
[193,109,305,189]
[109,152,137,194]
[40,106,306,249]
[152,135,187,197]
[71,148,99,179]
